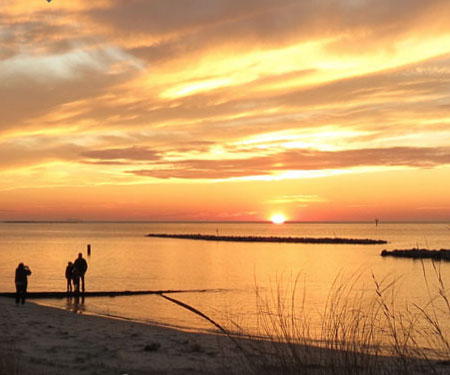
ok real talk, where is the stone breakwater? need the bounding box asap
[381,248,450,261]
[147,233,388,245]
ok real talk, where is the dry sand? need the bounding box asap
[0,297,245,375]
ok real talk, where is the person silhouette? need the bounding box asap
[65,261,74,292]
[15,263,31,304]
[73,253,88,293]
[72,266,81,293]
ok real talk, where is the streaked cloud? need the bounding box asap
[82,146,160,162]
[126,147,450,180]
[266,195,325,205]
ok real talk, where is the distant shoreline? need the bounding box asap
[2,220,448,224]
[147,233,388,244]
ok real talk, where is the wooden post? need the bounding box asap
[87,244,91,256]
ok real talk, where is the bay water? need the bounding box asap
[1,222,449,337]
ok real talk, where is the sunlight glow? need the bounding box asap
[270,214,286,224]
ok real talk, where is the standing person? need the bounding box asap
[15,263,31,304]
[72,266,81,293]
[65,261,74,292]
[74,253,88,292]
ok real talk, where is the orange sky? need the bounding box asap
[1,0,450,221]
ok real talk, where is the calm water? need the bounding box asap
[1,222,449,336]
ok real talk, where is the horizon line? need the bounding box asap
[2,220,449,224]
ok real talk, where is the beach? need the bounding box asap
[0,297,243,375]
[2,296,450,375]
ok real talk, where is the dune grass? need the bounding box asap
[161,262,449,374]
[225,263,450,375]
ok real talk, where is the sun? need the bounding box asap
[270,213,286,224]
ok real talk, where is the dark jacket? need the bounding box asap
[65,264,74,279]
[15,265,31,285]
[74,257,88,275]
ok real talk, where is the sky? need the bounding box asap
[1,0,450,222]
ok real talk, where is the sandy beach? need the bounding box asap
[0,297,244,375]
[2,295,450,375]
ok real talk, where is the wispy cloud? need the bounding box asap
[266,194,325,204]
[125,146,450,180]
[82,146,160,162]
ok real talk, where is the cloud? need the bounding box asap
[0,138,84,169]
[0,46,141,132]
[2,2,450,189]
[2,47,128,82]
[0,18,82,60]
[88,0,450,64]
[52,51,450,138]
[82,146,160,161]
[2,50,449,179]
[266,195,325,204]
[127,147,450,180]
[416,206,450,211]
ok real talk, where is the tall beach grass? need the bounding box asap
[218,262,450,375]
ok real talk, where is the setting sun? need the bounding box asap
[270,214,286,224]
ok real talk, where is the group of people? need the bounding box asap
[14,252,88,304]
[65,253,88,293]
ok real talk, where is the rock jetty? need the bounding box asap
[381,248,450,261]
[148,233,387,245]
